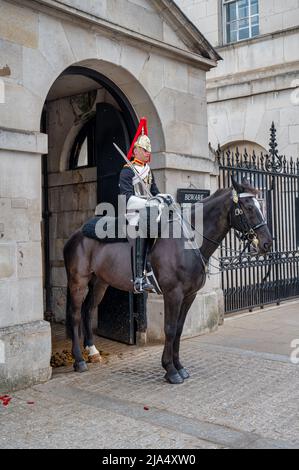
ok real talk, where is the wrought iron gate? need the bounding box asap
[218,123,299,314]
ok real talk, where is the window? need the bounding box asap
[224,0,259,44]
[69,116,96,169]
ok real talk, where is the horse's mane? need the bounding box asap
[195,181,258,206]
[194,188,230,205]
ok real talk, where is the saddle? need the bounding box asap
[82,204,167,242]
[81,214,162,294]
[81,216,128,243]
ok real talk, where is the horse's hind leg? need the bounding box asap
[162,290,184,384]
[67,276,89,373]
[82,278,108,363]
[173,294,196,380]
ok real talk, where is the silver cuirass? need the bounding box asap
[132,163,152,197]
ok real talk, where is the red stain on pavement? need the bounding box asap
[0,395,12,406]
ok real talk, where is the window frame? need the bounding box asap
[223,0,259,45]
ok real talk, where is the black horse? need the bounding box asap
[64,178,272,384]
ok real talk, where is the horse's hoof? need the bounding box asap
[178,368,190,380]
[73,361,88,373]
[88,354,102,364]
[164,372,184,384]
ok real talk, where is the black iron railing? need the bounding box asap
[217,123,299,313]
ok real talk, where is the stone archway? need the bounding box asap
[41,60,165,361]
[43,59,165,174]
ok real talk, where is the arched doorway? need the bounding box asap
[42,65,146,348]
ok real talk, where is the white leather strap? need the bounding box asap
[239,192,255,198]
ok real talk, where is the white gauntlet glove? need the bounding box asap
[156,193,175,206]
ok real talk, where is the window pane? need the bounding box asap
[77,137,88,167]
[228,29,238,43]
[239,18,249,28]
[229,20,238,31]
[252,15,259,25]
[251,24,259,36]
[239,27,250,39]
[227,18,238,42]
[239,5,249,19]
[251,0,259,14]
[227,3,237,22]
[239,0,249,7]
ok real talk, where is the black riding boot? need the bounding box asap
[134,237,154,293]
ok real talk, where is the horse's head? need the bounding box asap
[230,177,273,255]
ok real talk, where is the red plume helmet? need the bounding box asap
[127,117,151,161]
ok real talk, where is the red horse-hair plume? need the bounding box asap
[127,117,149,160]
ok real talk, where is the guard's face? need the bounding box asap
[134,146,151,163]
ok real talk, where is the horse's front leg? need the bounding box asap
[173,293,197,380]
[162,290,184,384]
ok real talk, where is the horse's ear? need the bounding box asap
[231,176,243,194]
[242,177,251,186]
[241,176,259,195]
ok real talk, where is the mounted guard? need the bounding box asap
[65,173,273,380]
[118,117,173,293]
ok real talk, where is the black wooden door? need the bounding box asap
[95,103,135,344]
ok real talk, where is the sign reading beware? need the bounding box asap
[177,189,210,204]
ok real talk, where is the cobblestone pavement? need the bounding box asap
[1,303,299,449]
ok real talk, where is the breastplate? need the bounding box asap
[132,164,152,197]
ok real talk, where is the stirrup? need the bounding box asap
[134,277,154,294]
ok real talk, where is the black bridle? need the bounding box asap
[230,190,268,247]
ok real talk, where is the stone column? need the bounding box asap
[0,128,51,391]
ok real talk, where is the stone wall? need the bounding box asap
[0,129,51,391]
[260,0,299,34]
[208,76,299,155]
[176,0,219,46]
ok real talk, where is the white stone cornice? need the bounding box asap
[9,0,218,70]
[0,128,48,154]
[208,61,299,90]
[151,152,219,175]
[217,25,299,53]
[207,62,299,103]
